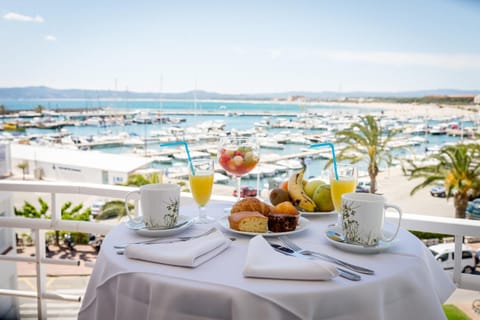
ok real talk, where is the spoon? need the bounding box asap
[326,230,346,243]
[326,230,379,248]
[126,217,190,231]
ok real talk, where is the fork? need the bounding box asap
[114,227,217,249]
[279,236,375,275]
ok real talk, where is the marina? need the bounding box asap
[1,99,479,190]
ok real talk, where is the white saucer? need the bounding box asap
[218,215,310,237]
[324,224,398,254]
[125,215,194,237]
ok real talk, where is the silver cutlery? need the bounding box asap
[114,227,217,249]
[279,236,375,275]
[269,243,361,281]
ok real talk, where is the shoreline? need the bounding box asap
[1,99,477,117]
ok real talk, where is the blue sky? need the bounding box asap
[1,0,479,94]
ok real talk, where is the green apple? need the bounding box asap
[304,179,326,198]
[312,184,334,212]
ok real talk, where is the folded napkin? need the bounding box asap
[243,235,338,280]
[125,229,231,268]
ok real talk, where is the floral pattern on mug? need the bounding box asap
[144,197,179,229]
[342,200,378,246]
[163,197,179,227]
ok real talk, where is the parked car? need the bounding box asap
[429,243,476,273]
[356,180,371,193]
[475,250,480,266]
[90,200,106,219]
[232,186,257,198]
[430,185,446,198]
[466,198,480,219]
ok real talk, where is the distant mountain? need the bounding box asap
[0,86,479,100]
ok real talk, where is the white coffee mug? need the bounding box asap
[341,192,402,246]
[125,184,180,229]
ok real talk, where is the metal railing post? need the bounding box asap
[34,228,47,319]
[453,235,463,286]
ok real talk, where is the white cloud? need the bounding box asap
[45,35,57,41]
[3,12,44,23]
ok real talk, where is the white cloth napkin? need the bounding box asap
[243,235,338,280]
[125,229,231,268]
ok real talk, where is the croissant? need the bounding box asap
[230,197,273,217]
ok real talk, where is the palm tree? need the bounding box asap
[34,105,44,114]
[125,172,161,186]
[96,200,133,220]
[17,161,29,180]
[332,115,399,193]
[403,143,480,219]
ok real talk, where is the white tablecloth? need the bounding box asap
[79,202,455,320]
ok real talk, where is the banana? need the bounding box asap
[288,168,318,212]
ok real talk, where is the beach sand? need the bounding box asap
[317,101,477,117]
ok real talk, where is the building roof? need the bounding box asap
[11,144,152,173]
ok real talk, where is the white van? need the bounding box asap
[429,243,476,274]
[90,200,106,219]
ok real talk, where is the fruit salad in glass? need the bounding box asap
[218,136,259,200]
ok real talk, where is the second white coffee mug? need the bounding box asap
[125,183,180,229]
[341,192,402,246]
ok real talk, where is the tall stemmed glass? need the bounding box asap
[330,165,358,225]
[189,158,215,223]
[218,136,260,200]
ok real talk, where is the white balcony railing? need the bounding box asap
[0,180,479,319]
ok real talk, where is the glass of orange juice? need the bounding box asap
[189,158,215,224]
[330,165,357,221]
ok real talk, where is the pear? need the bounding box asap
[304,179,326,198]
[312,184,334,212]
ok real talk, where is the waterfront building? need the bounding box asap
[10,144,152,185]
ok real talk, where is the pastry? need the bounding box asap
[271,201,299,215]
[230,197,273,217]
[268,214,299,232]
[228,211,268,233]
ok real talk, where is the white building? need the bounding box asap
[0,143,12,178]
[10,144,152,185]
[474,95,480,104]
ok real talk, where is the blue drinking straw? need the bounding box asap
[309,142,338,180]
[160,141,195,175]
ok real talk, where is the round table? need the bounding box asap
[79,201,455,320]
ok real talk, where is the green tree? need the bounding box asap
[15,198,92,246]
[17,161,29,180]
[56,201,90,246]
[332,115,399,193]
[403,143,480,219]
[125,172,161,186]
[14,198,49,218]
[96,200,133,220]
[0,104,6,117]
[61,201,90,221]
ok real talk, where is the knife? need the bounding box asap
[270,243,361,281]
